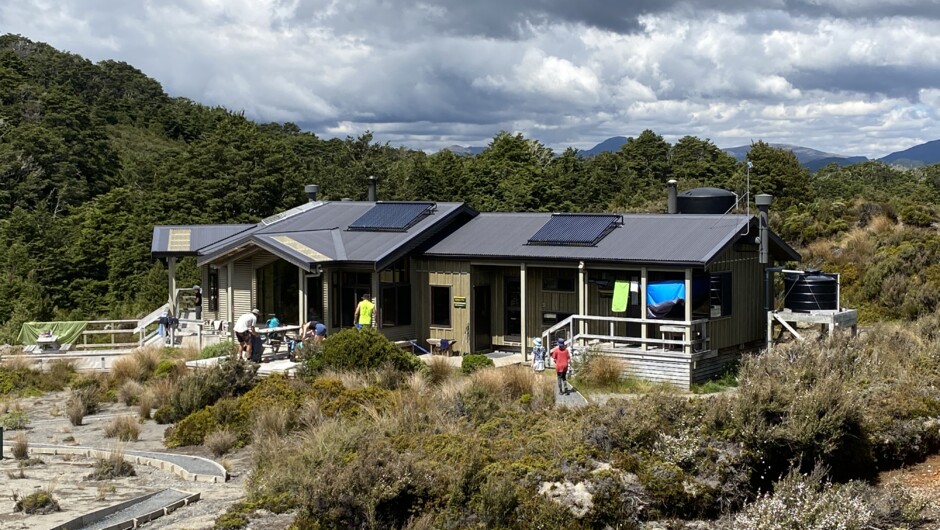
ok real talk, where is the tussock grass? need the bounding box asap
[103,415,140,441]
[119,380,144,406]
[12,432,29,460]
[66,396,85,426]
[138,390,154,420]
[205,428,238,457]
[251,406,290,444]
[1,354,34,371]
[426,356,455,386]
[147,377,177,409]
[87,446,135,480]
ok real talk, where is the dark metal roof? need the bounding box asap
[151,225,254,257]
[191,201,475,270]
[528,214,622,246]
[425,212,800,266]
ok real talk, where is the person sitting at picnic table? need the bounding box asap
[234,309,261,359]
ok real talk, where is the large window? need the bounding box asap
[381,259,411,327]
[709,271,732,318]
[430,286,451,328]
[542,269,576,292]
[257,261,299,324]
[334,272,371,328]
[207,267,219,311]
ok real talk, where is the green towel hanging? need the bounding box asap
[611,281,630,312]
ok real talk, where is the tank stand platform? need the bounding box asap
[767,308,858,346]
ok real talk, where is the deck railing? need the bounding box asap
[540,314,710,357]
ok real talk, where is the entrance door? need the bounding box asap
[505,276,521,340]
[473,285,492,352]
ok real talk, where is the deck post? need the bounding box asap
[640,267,648,346]
[227,261,235,338]
[168,257,177,317]
[299,266,306,326]
[578,261,586,342]
[520,263,527,360]
[372,272,380,329]
[684,268,692,354]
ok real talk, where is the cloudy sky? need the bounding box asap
[4,1,940,157]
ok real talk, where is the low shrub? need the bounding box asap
[461,354,494,375]
[303,328,421,375]
[153,405,174,425]
[163,359,258,423]
[1,409,29,430]
[732,466,928,529]
[164,408,216,447]
[103,416,141,441]
[153,359,183,378]
[14,489,60,514]
[198,341,240,360]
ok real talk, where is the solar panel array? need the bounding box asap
[527,214,622,246]
[348,202,436,232]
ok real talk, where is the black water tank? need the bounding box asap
[783,270,838,312]
[677,187,737,214]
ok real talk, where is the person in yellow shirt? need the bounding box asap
[353,293,375,330]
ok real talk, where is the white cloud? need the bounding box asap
[3,0,940,157]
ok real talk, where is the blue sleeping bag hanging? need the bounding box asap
[646,281,685,318]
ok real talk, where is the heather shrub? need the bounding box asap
[14,488,60,514]
[732,466,928,529]
[153,359,183,378]
[164,358,257,423]
[1,408,29,430]
[461,354,494,374]
[164,408,215,447]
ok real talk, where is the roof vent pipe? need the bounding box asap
[666,179,678,214]
[756,193,772,264]
[367,175,378,202]
[304,184,320,202]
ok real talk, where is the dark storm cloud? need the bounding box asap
[788,65,940,101]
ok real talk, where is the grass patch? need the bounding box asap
[86,448,136,480]
[103,415,141,441]
[691,366,738,394]
[14,487,60,515]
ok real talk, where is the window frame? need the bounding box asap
[430,286,452,328]
[709,271,733,318]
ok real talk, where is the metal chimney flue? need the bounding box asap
[304,184,320,202]
[756,193,772,264]
[666,179,678,214]
[367,176,378,202]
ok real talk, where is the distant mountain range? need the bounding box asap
[442,137,940,170]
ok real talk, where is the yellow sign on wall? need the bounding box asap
[453,296,467,308]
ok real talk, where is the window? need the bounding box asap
[542,269,576,292]
[709,271,732,318]
[381,259,411,327]
[207,267,219,311]
[430,286,451,328]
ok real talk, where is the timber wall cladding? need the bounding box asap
[415,259,471,349]
[706,244,764,352]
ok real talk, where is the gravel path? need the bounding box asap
[82,489,194,530]
[11,443,227,479]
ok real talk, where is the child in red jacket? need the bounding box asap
[550,338,571,395]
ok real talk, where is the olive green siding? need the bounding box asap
[705,243,764,352]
